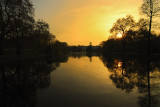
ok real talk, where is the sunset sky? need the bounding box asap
[33,0,143,45]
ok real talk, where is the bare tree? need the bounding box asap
[140,0,160,54]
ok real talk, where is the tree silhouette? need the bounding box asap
[0,0,13,55]
[0,0,34,55]
[140,0,160,56]
[137,18,149,31]
[11,0,34,55]
[110,15,136,36]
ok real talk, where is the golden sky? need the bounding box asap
[33,0,142,45]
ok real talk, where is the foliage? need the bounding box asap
[101,15,160,55]
[0,0,68,56]
[110,15,136,34]
[0,0,35,55]
[140,0,160,17]
[140,0,160,56]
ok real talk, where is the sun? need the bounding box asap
[116,32,123,38]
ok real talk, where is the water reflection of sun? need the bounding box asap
[114,60,123,68]
[118,62,123,67]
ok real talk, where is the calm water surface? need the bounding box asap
[0,54,160,107]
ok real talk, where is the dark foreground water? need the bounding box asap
[0,54,160,107]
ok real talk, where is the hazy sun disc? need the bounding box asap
[117,33,123,38]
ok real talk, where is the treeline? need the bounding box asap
[0,0,68,56]
[100,15,160,55]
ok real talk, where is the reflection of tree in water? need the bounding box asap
[138,66,160,107]
[0,58,63,107]
[101,56,160,107]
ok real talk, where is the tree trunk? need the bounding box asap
[147,0,153,56]
[146,0,153,72]
[148,12,152,57]
[146,1,152,105]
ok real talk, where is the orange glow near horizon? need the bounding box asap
[33,0,142,45]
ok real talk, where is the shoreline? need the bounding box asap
[0,54,49,63]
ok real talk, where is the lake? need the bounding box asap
[0,53,160,107]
